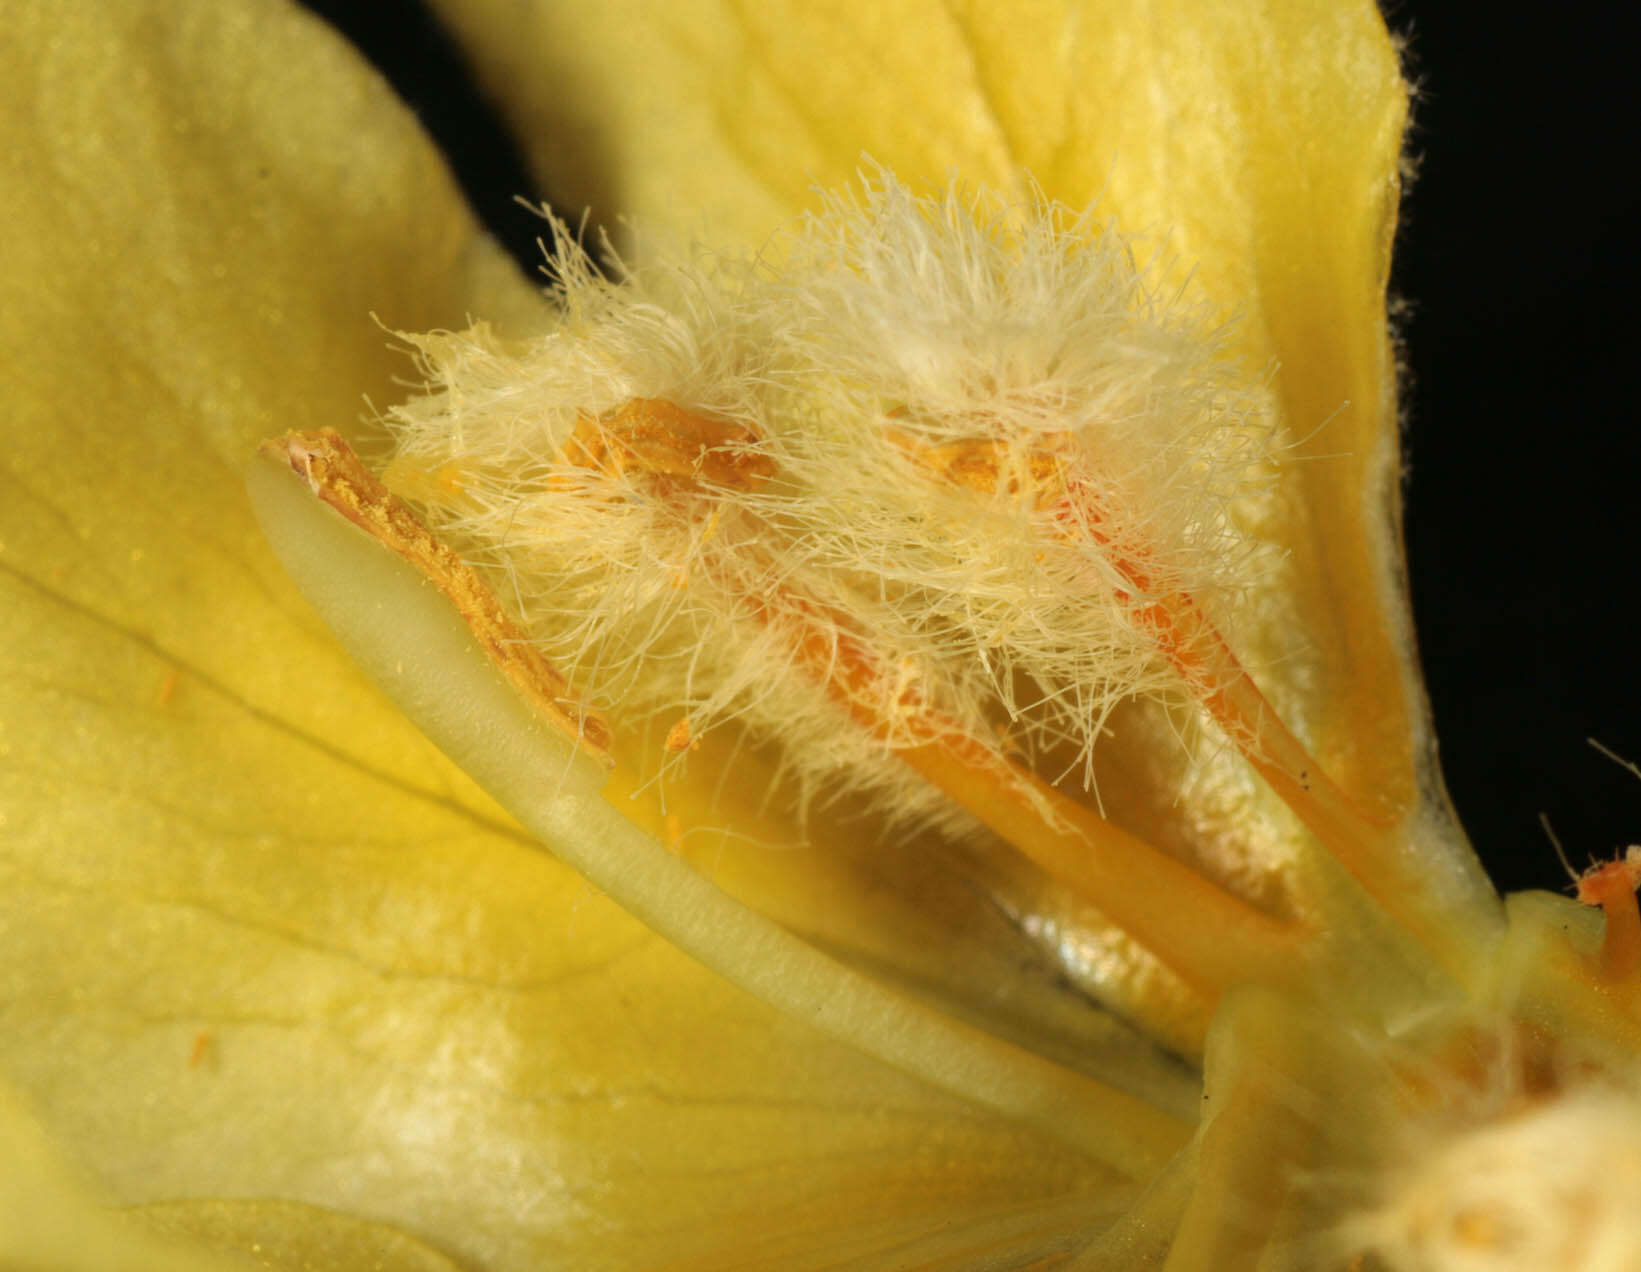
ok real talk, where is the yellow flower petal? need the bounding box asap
[134,1199,468,1272]
[0,1080,251,1272]
[1,1,1125,1266]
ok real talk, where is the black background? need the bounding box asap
[296,0,1640,897]
[1388,3,1640,893]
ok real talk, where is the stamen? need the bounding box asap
[248,430,1194,1173]
[263,429,614,765]
[900,428,1450,965]
[606,401,1300,1000]
[376,175,1442,1001]
[1127,589,1410,906]
[1576,848,1641,980]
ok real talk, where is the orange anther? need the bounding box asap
[1576,847,1641,980]
[563,398,776,492]
[892,431,1069,499]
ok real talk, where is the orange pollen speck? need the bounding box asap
[664,715,696,753]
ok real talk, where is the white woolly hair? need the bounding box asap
[383,172,1276,824]
[1341,1083,1641,1271]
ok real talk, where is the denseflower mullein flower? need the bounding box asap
[249,175,1641,1270]
[5,0,1639,1269]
